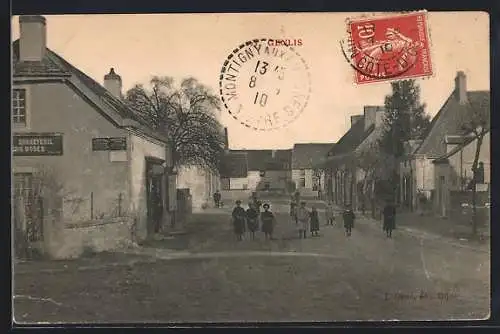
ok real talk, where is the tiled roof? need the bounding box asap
[328,118,375,157]
[12,39,159,140]
[220,152,248,178]
[230,149,292,171]
[291,143,334,169]
[415,91,490,157]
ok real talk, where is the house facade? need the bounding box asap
[318,106,382,209]
[12,16,176,258]
[176,166,220,212]
[219,128,292,192]
[223,149,292,191]
[432,131,490,218]
[291,143,333,197]
[400,71,490,214]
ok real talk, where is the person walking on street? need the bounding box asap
[232,200,246,241]
[343,204,355,237]
[290,201,298,224]
[325,201,335,226]
[213,190,221,208]
[246,202,259,240]
[296,201,310,239]
[383,201,396,238]
[260,203,276,240]
[310,206,320,236]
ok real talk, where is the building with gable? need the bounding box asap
[12,16,176,258]
[400,71,490,215]
[317,106,384,209]
[291,143,334,197]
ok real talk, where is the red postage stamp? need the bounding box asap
[344,12,433,85]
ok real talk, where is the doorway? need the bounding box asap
[145,158,165,235]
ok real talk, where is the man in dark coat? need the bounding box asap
[383,201,396,238]
[342,204,355,237]
[214,190,221,208]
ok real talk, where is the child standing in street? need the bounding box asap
[246,202,259,240]
[260,203,276,240]
[325,202,335,226]
[296,201,310,239]
[342,204,355,237]
[310,206,320,236]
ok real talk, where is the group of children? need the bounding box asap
[290,201,356,238]
[231,200,277,241]
[231,199,360,241]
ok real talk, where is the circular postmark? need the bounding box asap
[219,39,311,131]
[340,14,429,83]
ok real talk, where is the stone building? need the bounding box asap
[12,16,176,258]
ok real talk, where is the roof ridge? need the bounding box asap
[413,91,456,155]
[434,129,489,161]
[46,48,152,127]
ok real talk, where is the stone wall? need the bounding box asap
[46,218,134,259]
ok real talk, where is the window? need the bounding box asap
[299,169,306,176]
[13,89,27,126]
[299,177,306,188]
[264,182,270,190]
[14,172,34,198]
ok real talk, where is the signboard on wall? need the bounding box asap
[13,133,63,156]
[92,137,127,151]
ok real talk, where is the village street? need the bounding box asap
[13,198,490,323]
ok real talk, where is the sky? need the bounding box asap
[11,12,489,149]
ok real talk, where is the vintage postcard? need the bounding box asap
[11,12,490,323]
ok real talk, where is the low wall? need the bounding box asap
[220,190,252,203]
[47,218,134,259]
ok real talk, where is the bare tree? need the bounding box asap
[460,95,490,236]
[125,76,226,172]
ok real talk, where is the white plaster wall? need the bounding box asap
[129,133,167,241]
[291,169,301,187]
[448,132,490,185]
[292,169,313,189]
[47,219,133,259]
[305,169,313,189]
[229,177,249,190]
[415,156,435,192]
[177,166,220,211]
[177,166,204,211]
[247,171,262,190]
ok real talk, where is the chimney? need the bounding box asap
[454,71,468,105]
[104,68,123,99]
[350,115,364,127]
[223,127,229,151]
[19,16,47,62]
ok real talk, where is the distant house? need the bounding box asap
[291,143,333,197]
[401,71,490,213]
[220,151,249,190]
[219,128,292,192]
[224,149,292,191]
